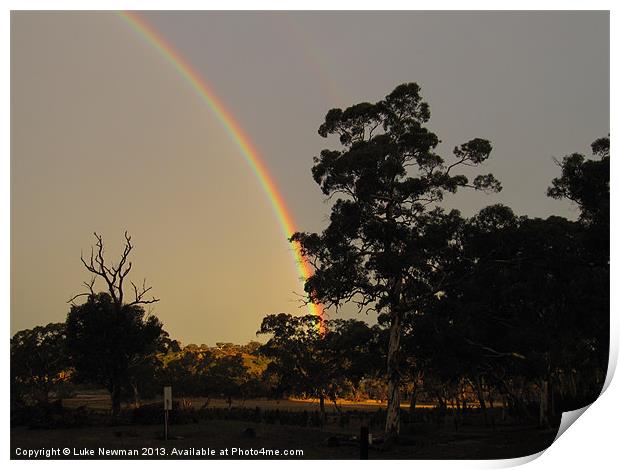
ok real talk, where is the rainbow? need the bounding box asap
[117,11,324,329]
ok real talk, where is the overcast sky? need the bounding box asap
[11,11,609,345]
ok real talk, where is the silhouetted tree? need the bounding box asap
[66,293,164,414]
[159,347,214,397]
[205,354,250,407]
[322,318,383,398]
[11,323,69,406]
[415,201,608,426]
[291,83,501,438]
[126,328,178,405]
[258,313,378,419]
[548,136,609,229]
[547,135,610,397]
[66,232,164,414]
[548,135,609,267]
[257,314,329,415]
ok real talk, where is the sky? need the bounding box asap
[11,11,609,345]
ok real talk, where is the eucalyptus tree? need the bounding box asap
[291,83,501,438]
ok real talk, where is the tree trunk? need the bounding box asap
[454,395,461,430]
[132,382,141,408]
[474,376,488,426]
[385,308,403,440]
[111,383,122,416]
[37,382,51,405]
[409,385,418,411]
[319,394,326,424]
[329,391,342,416]
[569,370,577,399]
[437,393,446,411]
[539,380,549,428]
[550,380,556,418]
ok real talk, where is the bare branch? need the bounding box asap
[67,277,96,305]
[70,232,157,309]
[67,292,90,305]
[129,279,160,306]
[464,338,526,360]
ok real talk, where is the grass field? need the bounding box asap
[61,393,395,412]
[60,392,477,412]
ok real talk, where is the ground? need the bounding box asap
[11,394,560,460]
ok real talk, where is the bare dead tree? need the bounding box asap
[68,231,159,308]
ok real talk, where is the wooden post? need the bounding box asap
[164,386,172,440]
[360,425,369,459]
[164,409,169,441]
